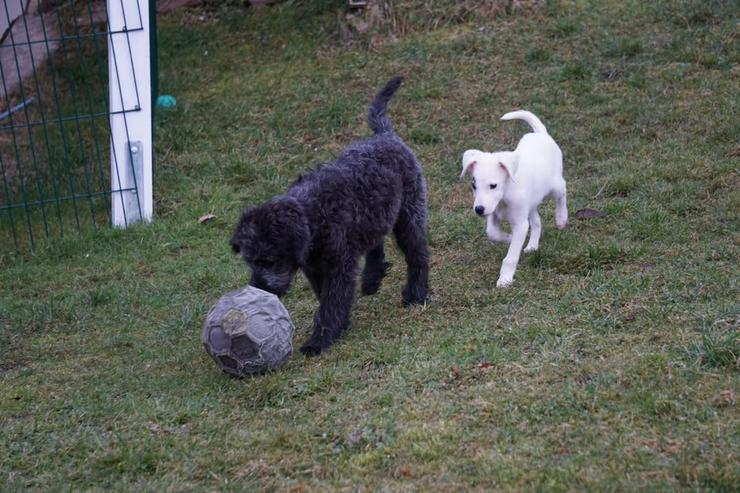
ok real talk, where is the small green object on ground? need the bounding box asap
[156,94,177,108]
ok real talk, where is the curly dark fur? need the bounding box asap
[231,77,429,356]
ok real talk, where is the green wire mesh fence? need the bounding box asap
[0,0,154,251]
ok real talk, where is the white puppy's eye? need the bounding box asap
[471,182,476,191]
[489,184,497,190]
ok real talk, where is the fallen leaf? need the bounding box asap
[575,208,607,219]
[576,373,593,385]
[719,389,735,406]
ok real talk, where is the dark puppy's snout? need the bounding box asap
[475,205,485,216]
[249,273,272,294]
[249,271,290,298]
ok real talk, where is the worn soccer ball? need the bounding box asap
[202,286,294,377]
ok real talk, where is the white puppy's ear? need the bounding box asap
[498,152,520,181]
[461,149,481,178]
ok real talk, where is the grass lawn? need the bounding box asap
[1,0,738,490]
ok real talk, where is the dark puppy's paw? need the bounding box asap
[299,331,334,357]
[299,342,324,357]
[402,286,429,307]
[402,296,428,307]
[361,261,392,296]
[360,277,382,296]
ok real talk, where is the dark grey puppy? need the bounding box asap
[231,77,429,356]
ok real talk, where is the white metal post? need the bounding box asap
[108,0,152,227]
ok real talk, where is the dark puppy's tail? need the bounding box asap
[367,76,403,135]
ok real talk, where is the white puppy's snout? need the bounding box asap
[474,205,485,216]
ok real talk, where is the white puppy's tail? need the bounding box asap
[501,110,548,134]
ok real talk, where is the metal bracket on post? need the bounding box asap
[123,140,143,224]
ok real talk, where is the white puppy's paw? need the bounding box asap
[556,214,568,230]
[523,245,538,253]
[496,276,513,288]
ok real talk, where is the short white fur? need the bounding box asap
[461,110,567,287]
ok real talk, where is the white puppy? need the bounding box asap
[461,110,567,288]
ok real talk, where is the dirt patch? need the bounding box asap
[0,12,60,108]
[0,357,26,374]
[338,0,545,45]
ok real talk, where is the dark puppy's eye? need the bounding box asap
[489,184,497,190]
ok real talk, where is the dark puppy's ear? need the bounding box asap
[270,196,310,265]
[293,222,310,266]
[230,208,255,255]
